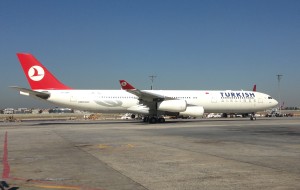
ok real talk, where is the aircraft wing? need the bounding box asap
[119,80,171,102]
[10,86,50,99]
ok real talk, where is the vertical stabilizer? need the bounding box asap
[253,84,257,92]
[17,53,72,90]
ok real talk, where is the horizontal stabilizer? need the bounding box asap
[10,86,50,99]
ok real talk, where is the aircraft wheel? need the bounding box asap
[158,118,165,123]
[250,112,256,120]
[149,117,157,124]
[143,117,149,122]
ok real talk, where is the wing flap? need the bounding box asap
[139,90,166,101]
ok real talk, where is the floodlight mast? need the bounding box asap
[149,75,157,90]
[276,74,283,114]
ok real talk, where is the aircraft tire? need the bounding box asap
[158,118,165,123]
[143,117,149,123]
[149,117,157,124]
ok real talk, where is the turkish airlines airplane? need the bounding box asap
[12,53,278,123]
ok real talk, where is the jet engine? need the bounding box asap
[179,106,204,117]
[157,100,187,112]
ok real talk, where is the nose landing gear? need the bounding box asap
[250,113,256,120]
[143,116,165,124]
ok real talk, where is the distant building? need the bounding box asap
[14,108,32,114]
[32,109,45,114]
[2,108,32,114]
[48,108,74,113]
[3,108,14,114]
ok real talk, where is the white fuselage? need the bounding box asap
[41,89,278,114]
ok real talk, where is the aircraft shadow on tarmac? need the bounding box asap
[29,118,281,126]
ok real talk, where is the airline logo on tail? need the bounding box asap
[119,80,135,90]
[28,66,45,81]
[121,81,128,87]
[17,53,72,90]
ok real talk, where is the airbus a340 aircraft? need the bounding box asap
[12,53,278,123]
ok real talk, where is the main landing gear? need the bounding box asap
[250,113,257,120]
[143,116,165,124]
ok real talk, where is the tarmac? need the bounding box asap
[0,117,300,190]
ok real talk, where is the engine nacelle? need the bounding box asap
[157,100,187,112]
[179,106,204,117]
[127,105,149,114]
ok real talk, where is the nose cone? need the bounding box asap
[273,99,279,107]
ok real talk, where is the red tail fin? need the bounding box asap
[253,84,256,92]
[17,53,71,90]
[119,80,136,90]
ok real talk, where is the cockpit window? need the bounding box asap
[268,96,273,99]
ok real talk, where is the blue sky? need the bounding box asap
[0,0,299,108]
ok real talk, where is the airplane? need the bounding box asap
[11,53,278,123]
[222,84,257,118]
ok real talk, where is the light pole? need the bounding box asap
[149,75,157,90]
[276,74,283,113]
